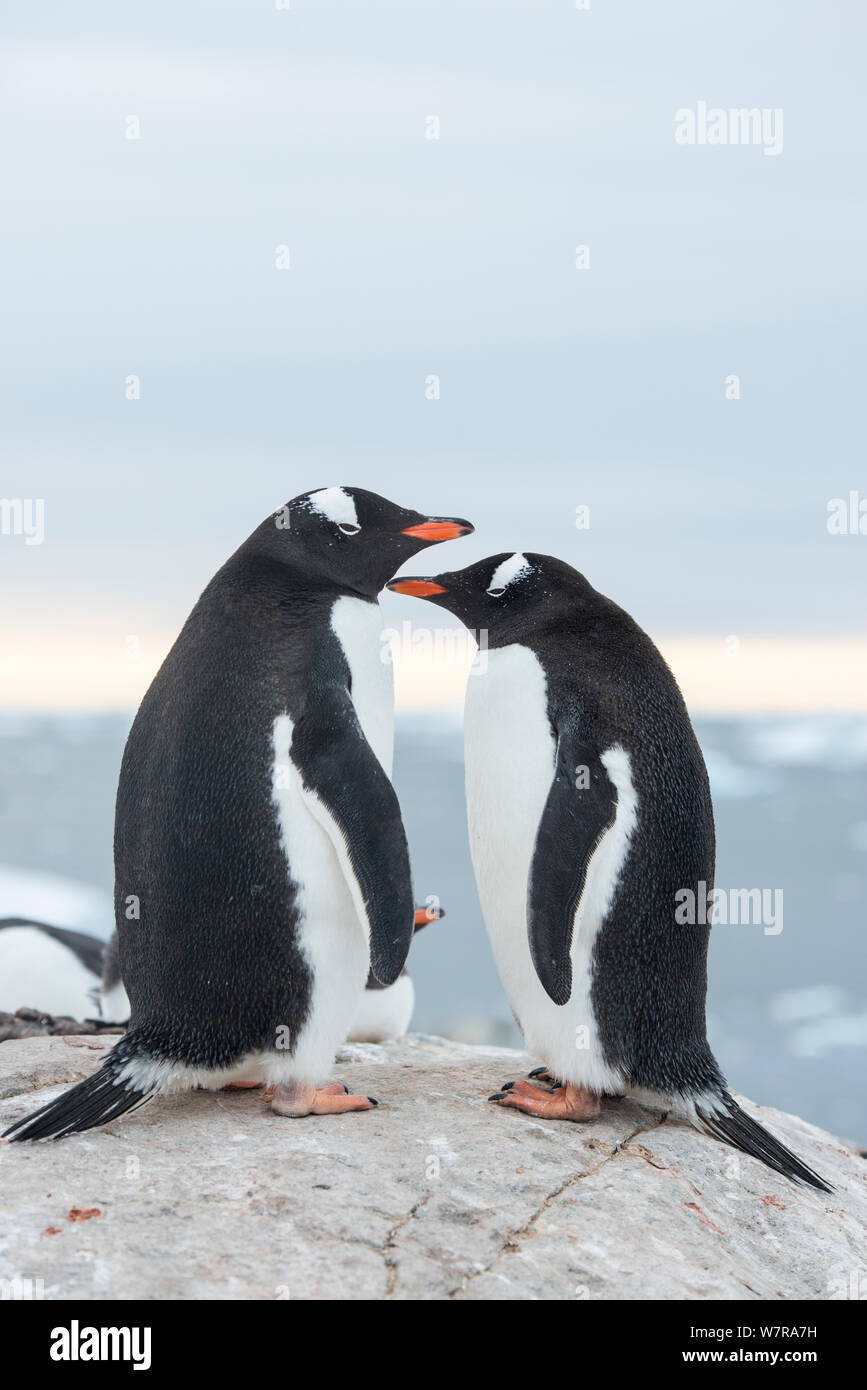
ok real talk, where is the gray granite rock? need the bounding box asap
[0,1034,864,1300]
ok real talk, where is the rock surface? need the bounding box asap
[0,1033,865,1301]
[0,1007,125,1043]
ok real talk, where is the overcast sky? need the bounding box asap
[1,1,864,709]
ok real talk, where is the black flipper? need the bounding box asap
[0,916,105,976]
[289,686,415,987]
[2,1037,155,1143]
[365,906,445,991]
[696,1091,832,1193]
[527,723,617,1005]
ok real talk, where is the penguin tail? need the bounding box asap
[693,1089,832,1194]
[2,1037,155,1143]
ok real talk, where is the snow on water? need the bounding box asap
[770,986,867,1060]
[0,866,113,940]
[787,1014,867,1060]
[770,985,849,1024]
[701,747,776,800]
[742,716,867,769]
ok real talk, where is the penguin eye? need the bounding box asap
[338,523,361,535]
[487,587,506,597]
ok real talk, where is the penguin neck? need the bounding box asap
[218,552,381,608]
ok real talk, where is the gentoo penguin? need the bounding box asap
[347,904,444,1043]
[388,555,830,1191]
[4,487,472,1141]
[0,918,130,1026]
[0,918,106,1020]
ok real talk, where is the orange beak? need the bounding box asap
[400,520,473,542]
[414,906,443,927]
[387,579,448,597]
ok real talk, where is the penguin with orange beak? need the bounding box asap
[4,488,472,1140]
[346,904,445,1042]
[388,554,829,1191]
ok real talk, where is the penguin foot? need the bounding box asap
[527,1066,562,1087]
[223,1080,264,1089]
[268,1083,377,1117]
[498,1067,561,1093]
[488,1080,601,1122]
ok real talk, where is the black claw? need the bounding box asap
[500,1080,515,1091]
[367,1096,379,1106]
[341,1084,350,1094]
[488,1092,508,1102]
[528,1066,547,1077]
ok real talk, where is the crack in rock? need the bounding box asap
[383,1192,431,1298]
[449,1109,669,1298]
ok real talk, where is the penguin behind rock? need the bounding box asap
[347,904,445,1043]
[3,487,472,1141]
[388,554,831,1192]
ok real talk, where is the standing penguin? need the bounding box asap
[388,554,830,1191]
[4,488,472,1140]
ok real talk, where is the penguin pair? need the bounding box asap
[4,497,830,1192]
[4,488,471,1135]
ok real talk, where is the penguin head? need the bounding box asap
[256,487,474,597]
[388,552,594,642]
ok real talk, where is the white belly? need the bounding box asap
[99,976,130,1024]
[346,974,415,1043]
[268,596,395,1084]
[464,644,628,1094]
[0,927,98,1018]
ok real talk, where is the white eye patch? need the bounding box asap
[306,487,359,528]
[486,553,530,596]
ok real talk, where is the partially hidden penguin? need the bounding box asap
[347,903,444,1042]
[388,554,830,1192]
[0,903,445,1041]
[3,487,472,1140]
[0,918,107,1021]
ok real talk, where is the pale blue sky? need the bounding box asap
[2,0,864,646]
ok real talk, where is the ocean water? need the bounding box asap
[0,711,864,1143]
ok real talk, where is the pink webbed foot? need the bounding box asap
[268,1083,379,1117]
[488,1079,601,1122]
